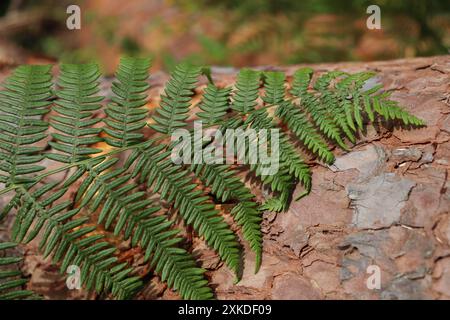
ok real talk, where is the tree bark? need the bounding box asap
[2,55,449,300]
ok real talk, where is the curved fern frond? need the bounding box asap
[369,92,425,126]
[197,84,231,127]
[0,65,52,185]
[151,63,202,135]
[277,101,334,163]
[0,242,38,300]
[314,71,357,143]
[278,134,311,194]
[125,141,241,276]
[174,81,263,271]
[360,80,384,123]
[373,95,425,126]
[152,234,213,300]
[71,159,214,299]
[151,68,262,273]
[334,72,374,130]
[104,57,151,148]
[291,68,348,150]
[8,184,141,299]
[191,163,262,272]
[71,158,213,299]
[335,72,425,130]
[261,71,286,106]
[259,197,285,212]
[257,72,312,196]
[231,69,260,114]
[230,70,296,198]
[48,63,104,164]
[246,109,310,194]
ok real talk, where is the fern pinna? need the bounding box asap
[0,242,39,300]
[0,58,424,300]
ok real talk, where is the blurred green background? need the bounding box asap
[0,0,448,73]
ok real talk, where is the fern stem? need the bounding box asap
[0,184,20,196]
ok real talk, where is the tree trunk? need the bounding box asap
[2,55,450,300]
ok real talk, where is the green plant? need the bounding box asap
[0,57,424,300]
[0,242,39,299]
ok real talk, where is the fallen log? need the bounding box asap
[1,55,449,300]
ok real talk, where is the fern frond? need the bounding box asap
[104,57,151,148]
[8,184,141,299]
[261,73,314,191]
[259,194,289,212]
[125,141,241,275]
[230,70,296,198]
[197,84,231,127]
[0,65,52,185]
[232,121,293,201]
[151,68,260,273]
[71,158,213,299]
[315,71,357,143]
[151,63,202,135]
[334,72,425,129]
[371,93,425,126]
[191,163,262,272]
[262,71,286,105]
[278,134,311,192]
[277,101,334,163]
[246,109,311,192]
[291,68,348,150]
[290,67,313,96]
[335,72,374,130]
[186,82,262,271]
[0,242,38,300]
[246,72,312,197]
[231,69,260,114]
[152,237,213,299]
[48,63,104,163]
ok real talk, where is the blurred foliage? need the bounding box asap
[0,0,448,72]
[195,0,450,15]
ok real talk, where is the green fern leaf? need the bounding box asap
[372,95,425,126]
[231,69,260,114]
[197,84,231,127]
[246,109,311,192]
[258,72,312,194]
[48,63,104,163]
[71,158,213,299]
[151,63,201,135]
[261,71,286,105]
[8,184,142,299]
[191,163,263,272]
[277,101,334,163]
[152,68,261,273]
[0,65,52,185]
[291,68,348,150]
[178,81,263,271]
[315,71,355,130]
[104,57,151,148]
[0,242,39,300]
[125,140,241,276]
[231,70,298,200]
[313,71,357,143]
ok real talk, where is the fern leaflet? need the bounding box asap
[48,63,104,163]
[104,57,151,148]
[0,242,38,300]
